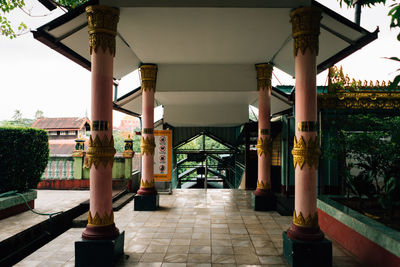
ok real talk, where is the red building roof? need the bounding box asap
[32,117,90,130]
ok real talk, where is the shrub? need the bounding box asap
[0,127,49,193]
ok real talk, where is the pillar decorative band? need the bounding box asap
[91,120,110,131]
[140,64,158,91]
[259,129,271,135]
[257,180,271,190]
[255,63,273,90]
[292,136,320,169]
[256,137,272,157]
[142,128,154,135]
[140,136,156,155]
[290,7,322,56]
[87,134,116,168]
[87,210,114,227]
[297,121,318,132]
[293,210,319,228]
[86,6,120,57]
[140,179,155,188]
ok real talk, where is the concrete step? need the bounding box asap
[112,193,135,211]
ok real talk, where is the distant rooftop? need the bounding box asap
[32,117,90,131]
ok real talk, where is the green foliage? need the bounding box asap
[338,0,400,87]
[325,114,400,212]
[0,0,87,38]
[0,127,49,193]
[113,131,140,153]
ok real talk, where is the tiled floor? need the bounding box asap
[15,189,362,267]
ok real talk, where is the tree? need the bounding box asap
[338,0,400,87]
[34,110,43,119]
[1,0,88,39]
[12,109,22,122]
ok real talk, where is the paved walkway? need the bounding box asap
[14,189,361,267]
[0,190,90,243]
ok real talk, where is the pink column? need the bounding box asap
[82,5,120,240]
[287,7,323,241]
[254,63,273,197]
[137,64,157,196]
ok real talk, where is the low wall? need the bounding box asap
[37,179,132,191]
[317,196,400,267]
[0,190,37,220]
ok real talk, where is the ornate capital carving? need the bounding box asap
[257,180,271,190]
[140,179,155,188]
[293,210,319,228]
[88,210,114,227]
[86,5,120,57]
[87,134,116,168]
[255,63,273,90]
[140,136,156,155]
[292,136,320,170]
[140,64,158,91]
[290,7,322,56]
[256,137,272,157]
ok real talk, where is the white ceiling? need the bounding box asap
[37,0,375,127]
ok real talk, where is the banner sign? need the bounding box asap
[153,130,172,182]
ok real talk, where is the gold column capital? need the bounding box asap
[86,5,120,57]
[290,6,322,56]
[255,63,273,91]
[140,64,158,92]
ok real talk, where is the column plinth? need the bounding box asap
[81,5,120,241]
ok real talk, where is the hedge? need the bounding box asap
[0,127,49,193]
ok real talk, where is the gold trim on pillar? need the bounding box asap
[87,210,114,227]
[87,135,116,168]
[91,120,110,131]
[257,180,271,190]
[256,137,272,157]
[142,128,154,134]
[255,63,273,90]
[140,179,155,188]
[259,128,271,135]
[292,136,320,169]
[297,121,318,132]
[86,5,120,57]
[293,210,319,228]
[140,64,158,91]
[140,136,156,155]
[290,7,322,56]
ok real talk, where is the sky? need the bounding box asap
[0,0,399,125]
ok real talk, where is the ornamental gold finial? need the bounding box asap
[255,63,273,90]
[140,64,158,92]
[86,5,120,57]
[290,7,322,56]
[292,136,320,169]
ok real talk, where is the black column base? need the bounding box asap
[252,193,276,211]
[283,231,332,267]
[134,193,159,211]
[75,231,125,267]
